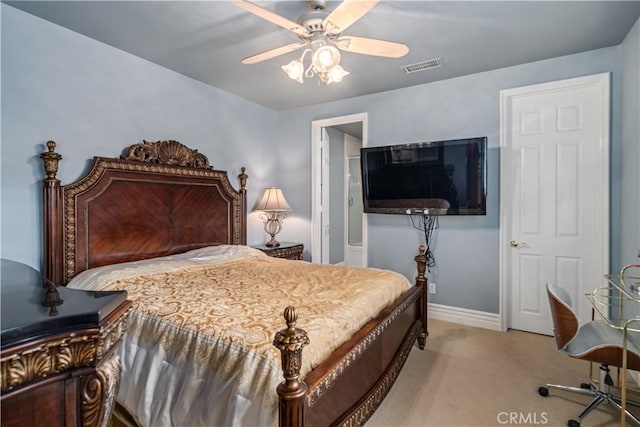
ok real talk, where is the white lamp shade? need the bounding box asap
[255,187,292,212]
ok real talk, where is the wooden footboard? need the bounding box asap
[274,246,429,427]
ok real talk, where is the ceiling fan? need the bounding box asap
[233,0,409,84]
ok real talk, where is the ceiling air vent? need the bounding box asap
[403,58,443,74]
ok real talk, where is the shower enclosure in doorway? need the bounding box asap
[346,156,363,266]
[311,113,368,267]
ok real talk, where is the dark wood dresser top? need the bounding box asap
[1,259,131,427]
[1,259,128,348]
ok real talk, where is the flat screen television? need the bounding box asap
[361,137,487,215]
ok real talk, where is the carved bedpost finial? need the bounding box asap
[40,141,62,181]
[238,167,248,193]
[415,245,428,286]
[273,306,309,390]
[273,306,309,427]
[41,141,63,285]
[284,306,300,331]
[415,245,429,349]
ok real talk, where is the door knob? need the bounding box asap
[510,240,527,248]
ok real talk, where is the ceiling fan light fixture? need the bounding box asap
[236,0,408,87]
[281,44,348,85]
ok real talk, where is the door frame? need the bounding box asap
[498,73,610,332]
[311,113,368,265]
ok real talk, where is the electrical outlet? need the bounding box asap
[429,282,436,294]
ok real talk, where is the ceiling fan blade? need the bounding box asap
[241,41,309,65]
[323,0,379,35]
[335,36,409,58]
[233,0,310,38]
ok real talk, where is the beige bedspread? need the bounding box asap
[68,246,410,426]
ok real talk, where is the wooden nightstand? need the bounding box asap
[1,260,131,427]
[253,242,304,260]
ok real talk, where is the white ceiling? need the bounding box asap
[6,1,639,111]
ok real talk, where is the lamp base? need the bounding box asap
[265,236,281,248]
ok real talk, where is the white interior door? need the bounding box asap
[311,113,368,266]
[500,73,610,334]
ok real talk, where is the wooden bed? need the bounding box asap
[40,139,429,427]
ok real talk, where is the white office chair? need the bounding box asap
[538,283,640,427]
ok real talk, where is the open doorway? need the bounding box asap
[311,113,367,266]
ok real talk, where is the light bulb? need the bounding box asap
[281,60,304,83]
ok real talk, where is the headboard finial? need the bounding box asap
[40,140,62,181]
[238,167,248,193]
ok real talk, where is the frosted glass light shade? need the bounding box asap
[327,65,349,84]
[281,60,304,83]
[311,45,341,73]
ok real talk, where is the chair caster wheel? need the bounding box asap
[568,420,580,427]
[538,386,549,397]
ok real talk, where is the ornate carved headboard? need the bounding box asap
[41,140,248,285]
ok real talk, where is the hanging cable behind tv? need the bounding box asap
[410,212,440,271]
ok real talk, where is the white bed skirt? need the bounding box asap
[117,332,277,427]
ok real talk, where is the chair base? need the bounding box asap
[539,380,640,426]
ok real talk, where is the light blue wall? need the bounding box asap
[1,4,634,316]
[620,18,640,269]
[277,46,623,314]
[1,5,279,270]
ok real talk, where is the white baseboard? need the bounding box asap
[427,303,502,331]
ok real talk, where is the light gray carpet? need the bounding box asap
[367,319,640,427]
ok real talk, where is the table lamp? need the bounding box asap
[255,187,292,247]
